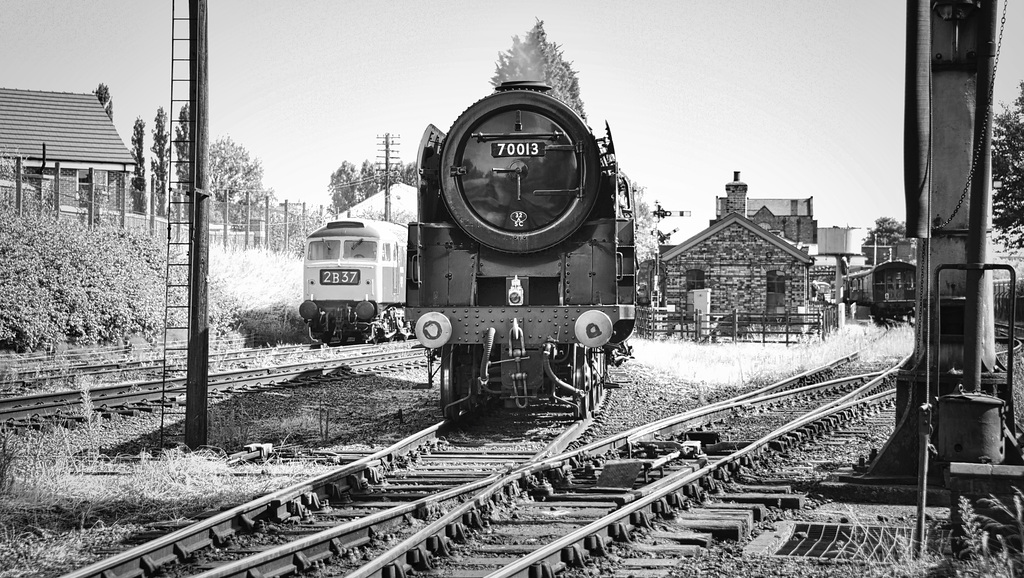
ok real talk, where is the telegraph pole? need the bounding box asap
[184,0,210,450]
[376,133,400,222]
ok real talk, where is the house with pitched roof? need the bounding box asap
[0,87,136,218]
[657,172,814,314]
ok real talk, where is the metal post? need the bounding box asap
[223,193,229,249]
[264,196,270,249]
[88,167,95,227]
[120,171,127,228]
[384,134,392,222]
[283,200,289,253]
[184,0,210,450]
[53,161,61,219]
[914,402,932,556]
[244,191,250,250]
[835,256,846,330]
[15,157,22,216]
[149,174,156,233]
[963,0,999,392]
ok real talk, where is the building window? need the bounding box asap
[686,269,706,291]
[766,270,786,312]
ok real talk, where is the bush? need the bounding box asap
[0,208,165,352]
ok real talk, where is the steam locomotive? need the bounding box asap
[407,81,636,419]
[298,219,411,345]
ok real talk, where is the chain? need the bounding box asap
[933,0,1007,231]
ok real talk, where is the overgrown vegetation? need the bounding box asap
[956,493,1024,577]
[207,246,306,345]
[0,208,164,352]
[0,210,309,354]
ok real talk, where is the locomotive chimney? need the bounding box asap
[725,171,747,216]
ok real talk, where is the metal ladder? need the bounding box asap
[159,0,194,446]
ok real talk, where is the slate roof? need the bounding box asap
[0,88,135,167]
[662,212,812,264]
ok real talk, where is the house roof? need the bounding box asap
[662,212,813,264]
[0,88,135,167]
[716,197,813,217]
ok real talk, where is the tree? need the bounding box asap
[173,104,190,188]
[492,20,586,119]
[396,162,418,188]
[632,180,657,264]
[356,159,379,203]
[209,136,265,203]
[329,160,363,214]
[992,80,1024,250]
[151,107,170,214]
[863,216,906,246]
[130,117,146,212]
[94,83,113,120]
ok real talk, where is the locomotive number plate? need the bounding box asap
[491,142,546,157]
[320,269,361,285]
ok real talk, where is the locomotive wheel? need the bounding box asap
[572,347,593,420]
[440,345,476,420]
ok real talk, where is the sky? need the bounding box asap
[2,1,1022,244]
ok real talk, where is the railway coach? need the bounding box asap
[406,81,636,420]
[846,259,916,325]
[298,218,411,345]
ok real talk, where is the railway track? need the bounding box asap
[59,351,897,578]
[0,343,424,431]
[2,341,402,395]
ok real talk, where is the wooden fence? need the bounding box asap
[635,306,839,344]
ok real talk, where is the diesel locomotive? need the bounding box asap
[407,81,636,419]
[298,218,411,345]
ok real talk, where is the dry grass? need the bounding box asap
[207,246,307,345]
[0,430,337,578]
[630,323,913,399]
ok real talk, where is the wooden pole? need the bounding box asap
[185,0,210,450]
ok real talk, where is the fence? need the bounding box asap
[0,162,146,230]
[993,278,1024,326]
[0,160,328,255]
[635,305,839,344]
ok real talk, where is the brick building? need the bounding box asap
[658,173,813,313]
[713,172,817,245]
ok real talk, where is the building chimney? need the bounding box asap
[725,171,747,216]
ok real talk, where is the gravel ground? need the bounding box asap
[2,327,996,578]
